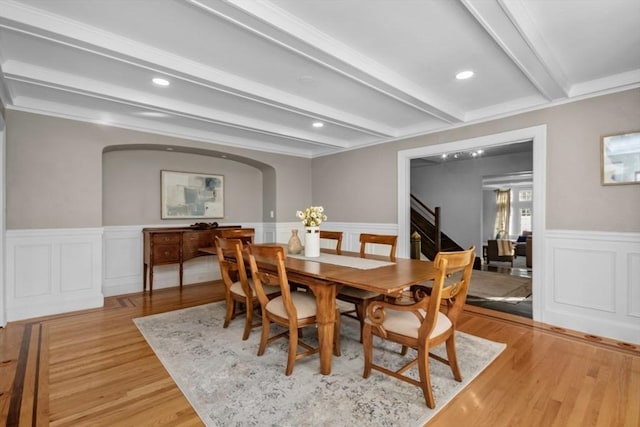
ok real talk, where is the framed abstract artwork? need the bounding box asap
[161,170,224,219]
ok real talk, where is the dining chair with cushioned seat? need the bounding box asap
[362,246,475,408]
[319,230,343,254]
[214,236,280,340]
[336,233,397,342]
[247,244,341,375]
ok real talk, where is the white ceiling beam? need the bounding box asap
[198,0,465,123]
[0,0,396,138]
[461,0,568,100]
[3,61,358,149]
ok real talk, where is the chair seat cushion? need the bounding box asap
[338,287,381,300]
[366,309,452,339]
[230,278,280,298]
[266,292,317,319]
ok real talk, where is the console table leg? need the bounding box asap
[143,263,148,292]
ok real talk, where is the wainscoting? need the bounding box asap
[4,225,639,345]
[542,230,640,345]
[5,227,104,321]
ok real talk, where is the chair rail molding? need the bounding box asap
[6,227,104,322]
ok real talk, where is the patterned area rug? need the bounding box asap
[134,302,505,426]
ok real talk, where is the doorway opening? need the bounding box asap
[397,125,546,322]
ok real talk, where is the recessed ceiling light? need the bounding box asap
[312,121,324,128]
[152,77,170,87]
[137,111,169,118]
[456,70,474,80]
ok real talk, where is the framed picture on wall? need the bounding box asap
[161,170,224,219]
[601,131,640,185]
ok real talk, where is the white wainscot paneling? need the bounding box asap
[14,244,51,298]
[629,252,640,318]
[544,230,640,345]
[103,226,142,296]
[552,247,616,312]
[6,228,104,321]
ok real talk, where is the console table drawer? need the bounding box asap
[152,233,181,244]
[153,244,180,263]
[183,231,209,259]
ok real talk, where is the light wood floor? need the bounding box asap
[1,281,638,426]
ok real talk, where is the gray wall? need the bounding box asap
[6,111,312,229]
[313,88,640,232]
[411,151,533,251]
[103,150,263,225]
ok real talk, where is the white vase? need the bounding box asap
[304,226,320,257]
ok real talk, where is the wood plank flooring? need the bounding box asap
[1,281,638,426]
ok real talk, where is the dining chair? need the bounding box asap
[247,244,341,375]
[214,236,280,340]
[320,230,343,254]
[362,246,476,408]
[336,233,397,342]
[219,227,255,245]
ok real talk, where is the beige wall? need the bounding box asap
[103,150,263,225]
[6,111,312,229]
[7,112,105,228]
[6,89,640,231]
[313,88,640,232]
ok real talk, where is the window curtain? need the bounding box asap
[494,189,511,238]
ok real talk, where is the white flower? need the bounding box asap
[296,206,327,227]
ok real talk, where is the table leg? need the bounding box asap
[307,283,337,375]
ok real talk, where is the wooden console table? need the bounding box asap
[142,225,240,292]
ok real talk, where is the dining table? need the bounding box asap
[200,245,439,375]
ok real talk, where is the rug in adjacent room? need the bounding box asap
[467,269,532,304]
[134,302,505,426]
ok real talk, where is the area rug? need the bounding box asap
[466,270,532,304]
[134,302,505,426]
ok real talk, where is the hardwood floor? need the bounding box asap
[1,281,638,426]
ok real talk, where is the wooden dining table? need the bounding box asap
[200,245,439,375]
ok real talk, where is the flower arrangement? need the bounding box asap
[296,206,327,227]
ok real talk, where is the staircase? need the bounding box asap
[410,194,465,260]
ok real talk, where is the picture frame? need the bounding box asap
[161,170,224,219]
[601,131,640,185]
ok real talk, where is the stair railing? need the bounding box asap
[410,194,441,255]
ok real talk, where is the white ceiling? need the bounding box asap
[0,0,638,158]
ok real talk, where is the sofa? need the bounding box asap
[515,231,532,257]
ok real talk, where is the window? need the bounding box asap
[520,208,532,235]
[519,190,532,202]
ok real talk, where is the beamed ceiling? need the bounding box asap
[0,0,638,158]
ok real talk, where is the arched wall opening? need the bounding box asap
[102,144,276,226]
